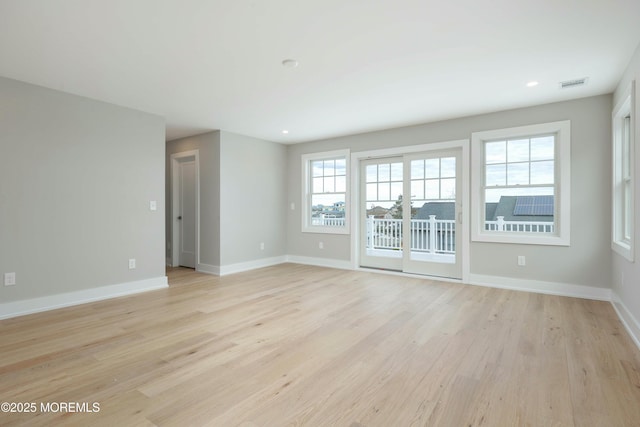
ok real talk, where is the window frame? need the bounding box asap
[471,121,571,246]
[301,149,350,234]
[612,81,635,261]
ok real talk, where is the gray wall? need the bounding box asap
[287,95,612,288]
[166,131,221,268]
[219,131,287,266]
[612,42,640,323]
[166,130,287,270]
[0,77,166,303]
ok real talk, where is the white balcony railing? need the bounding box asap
[367,215,553,254]
[311,216,346,227]
[485,216,554,233]
[367,216,455,254]
[312,214,553,254]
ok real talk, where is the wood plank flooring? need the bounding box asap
[1,264,639,426]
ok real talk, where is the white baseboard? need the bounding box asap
[219,256,288,276]
[197,263,220,275]
[611,291,640,351]
[0,276,168,320]
[468,273,611,301]
[285,255,354,271]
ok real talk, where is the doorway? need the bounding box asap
[170,150,200,269]
[354,141,468,280]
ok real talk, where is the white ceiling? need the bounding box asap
[1,0,639,144]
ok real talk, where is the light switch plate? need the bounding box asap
[4,272,16,286]
[149,201,157,211]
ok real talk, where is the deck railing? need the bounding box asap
[366,215,553,254]
[484,216,554,233]
[312,215,553,254]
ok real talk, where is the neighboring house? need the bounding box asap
[485,195,554,223]
[408,195,554,253]
[415,195,554,224]
[366,205,391,218]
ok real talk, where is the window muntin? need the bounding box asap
[410,157,456,201]
[612,82,635,260]
[302,150,350,234]
[471,121,570,246]
[483,134,555,234]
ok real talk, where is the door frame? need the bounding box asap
[350,140,470,282]
[170,150,200,268]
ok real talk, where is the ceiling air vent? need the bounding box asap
[559,77,588,89]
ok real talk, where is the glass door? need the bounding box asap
[359,150,463,279]
[359,157,404,270]
[403,150,462,278]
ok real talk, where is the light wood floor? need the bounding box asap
[1,264,640,426]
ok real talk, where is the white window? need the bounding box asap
[612,81,635,261]
[471,121,570,245]
[302,149,350,234]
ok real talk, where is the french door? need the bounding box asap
[359,149,462,279]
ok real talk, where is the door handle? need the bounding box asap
[178,216,182,220]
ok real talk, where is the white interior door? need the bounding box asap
[178,160,196,268]
[358,149,463,279]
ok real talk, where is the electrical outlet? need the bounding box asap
[517,256,526,266]
[260,242,265,250]
[149,200,157,211]
[129,259,136,269]
[319,242,324,249]
[4,272,16,286]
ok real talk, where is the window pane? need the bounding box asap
[378,164,390,182]
[313,177,323,193]
[441,157,456,178]
[530,136,554,161]
[366,165,377,183]
[507,162,529,185]
[366,183,377,201]
[425,158,440,178]
[625,181,631,240]
[530,161,554,185]
[507,139,529,162]
[335,175,346,192]
[486,164,505,186]
[323,160,335,176]
[485,141,506,164]
[441,178,456,199]
[425,179,439,199]
[335,158,346,176]
[312,161,324,177]
[411,160,424,179]
[324,176,335,193]
[390,182,402,201]
[391,162,403,181]
[484,188,555,233]
[411,180,424,200]
[378,182,390,201]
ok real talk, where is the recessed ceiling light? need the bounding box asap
[282,130,289,134]
[526,81,539,87]
[282,59,299,68]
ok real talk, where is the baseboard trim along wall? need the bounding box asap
[611,291,640,351]
[197,263,220,275]
[0,276,169,320]
[468,273,612,301]
[219,256,288,276]
[285,255,353,271]
[3,258,636,352]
